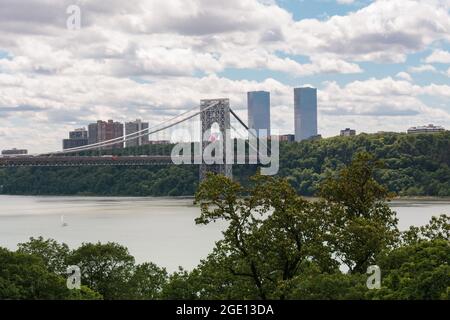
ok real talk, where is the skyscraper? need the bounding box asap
[247,91,270,137]
[294,87,318,141]
[125,119,149,147]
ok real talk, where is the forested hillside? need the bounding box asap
[1,131,449,196]
[279,131,450,196]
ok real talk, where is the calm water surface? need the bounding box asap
[0,195,448,272]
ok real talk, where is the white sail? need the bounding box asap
[61,215,68,227]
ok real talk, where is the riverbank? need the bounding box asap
[2,193,450,202]
[392,196,450,201]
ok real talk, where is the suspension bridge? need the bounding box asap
[0,99,270,179]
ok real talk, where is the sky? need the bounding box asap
[0,0,449,153]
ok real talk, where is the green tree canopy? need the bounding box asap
[372,240,450,300]
[17,236,70,275]
[320,153,399,273]
[68,242,135,300]
[0,247,100,300]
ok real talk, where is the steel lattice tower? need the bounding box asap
[200,99,232,181]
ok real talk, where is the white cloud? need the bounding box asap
[421,83,450,97]
[317,77,450,136]
[425,49,450,63]
[1,0,450,75]
[219,51,362,76]
[287,0,450,62]
[409,64,438,73]
[396,72,413,82]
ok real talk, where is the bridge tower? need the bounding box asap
[200,98,232,181]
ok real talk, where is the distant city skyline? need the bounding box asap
[0,0,450,153]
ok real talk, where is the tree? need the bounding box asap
[17,236,70,275]
[67,286,103,300]
[127,262,168,299]
[371,240,450,300]
[320,153,399,273]
[285,272,368,300]
[319,152,391,217]
[0,247,100,300]
[401,215,450,245]
[160,267,206,300]
[194,173,337,300]
[68,242,135,300]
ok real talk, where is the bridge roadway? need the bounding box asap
[0,155,259,168]
[0,156,178,167]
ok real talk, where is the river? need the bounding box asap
[0,195,448,272]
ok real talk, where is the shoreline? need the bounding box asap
[391,196,450,202]
[1,194,450,202]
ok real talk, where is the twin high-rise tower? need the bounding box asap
[247,87,318,141]
[294,87,318,141]
[247,91,271,137]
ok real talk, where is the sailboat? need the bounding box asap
[61,215,68,227]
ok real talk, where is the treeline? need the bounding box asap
[279,131,450,197]
[1,154,449,300]
[1,131,450,196]
[0,165,198,196]
[2,235,448,300]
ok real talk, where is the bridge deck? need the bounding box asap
[0,156,177,167]
[0,155,260,168]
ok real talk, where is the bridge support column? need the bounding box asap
[200,98,232,181]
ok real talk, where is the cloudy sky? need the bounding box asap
[0,0,450,153]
